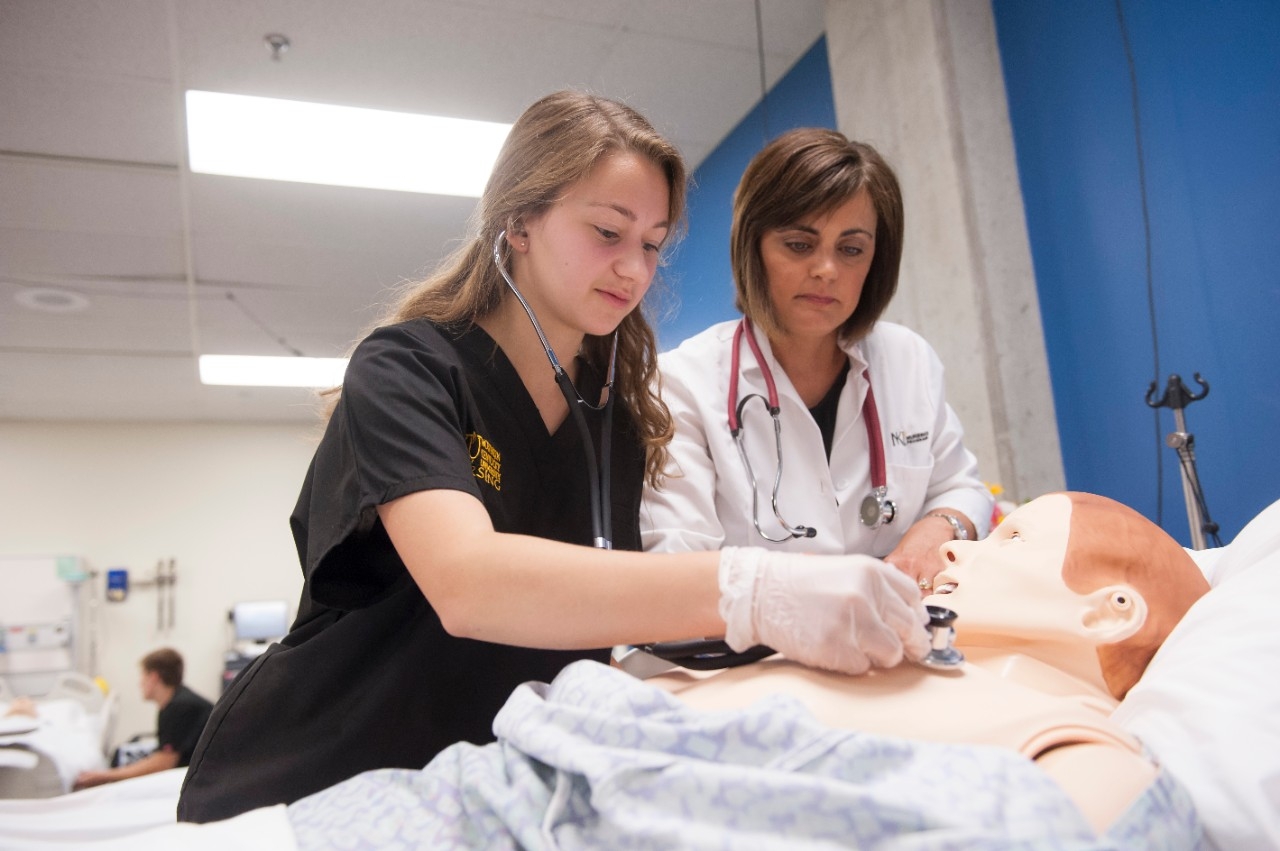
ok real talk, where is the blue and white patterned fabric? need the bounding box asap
[288,660,1203,850]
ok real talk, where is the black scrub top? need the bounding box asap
[177,319,644,823]
[157,684,214,768]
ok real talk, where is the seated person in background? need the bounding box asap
[642,128,993,590]
[646,491,1210,835]
[73,648,212,790]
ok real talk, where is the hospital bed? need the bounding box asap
[0,672,116,800]
[1,497,1276,851]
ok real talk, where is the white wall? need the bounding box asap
[1,420,318,747]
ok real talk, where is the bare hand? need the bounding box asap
[3,696,37,718]
[884,517,961,595]
[72,770,112,791]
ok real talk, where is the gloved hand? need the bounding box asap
[718,546,931,675]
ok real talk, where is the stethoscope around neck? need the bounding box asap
[492,229,617,549]
[728,317,896,542]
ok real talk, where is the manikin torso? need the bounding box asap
[648,650,1155,833]
[646,494,1198,834]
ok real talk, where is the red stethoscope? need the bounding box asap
[727,317,895,542]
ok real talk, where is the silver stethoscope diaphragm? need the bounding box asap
[917,604,964,669]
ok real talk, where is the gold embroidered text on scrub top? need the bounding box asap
[468,432,502,491]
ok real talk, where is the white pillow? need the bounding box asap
[1183,545,1223,584]
[1112,498,1280,851]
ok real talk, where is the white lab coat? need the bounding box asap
[642,319,993,556]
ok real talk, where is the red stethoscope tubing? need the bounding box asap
[728,318,887,492]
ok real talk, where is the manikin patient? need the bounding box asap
[647,491,1211,833]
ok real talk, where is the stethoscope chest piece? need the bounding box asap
[859,486,897,529]
[918,604,964,670]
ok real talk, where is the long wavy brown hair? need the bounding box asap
[327,91,686,485]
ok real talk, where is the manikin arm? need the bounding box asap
[73,749,180,790]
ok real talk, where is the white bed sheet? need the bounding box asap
[1113,496,1280,851]
[0,697,108,793]
[0,769,293,851]
[0,768,184,850]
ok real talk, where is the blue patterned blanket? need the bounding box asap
[288,660,1202,850]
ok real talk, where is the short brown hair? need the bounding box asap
[730,128,904,342]
[142,648,184,688]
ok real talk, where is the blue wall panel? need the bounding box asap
[658,37,837,349]
[992,0,1280,543]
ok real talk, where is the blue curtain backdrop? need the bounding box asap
[992,0,1280,544]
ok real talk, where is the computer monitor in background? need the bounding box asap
[230,600,289,644]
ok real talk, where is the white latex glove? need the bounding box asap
[718,546,931,675]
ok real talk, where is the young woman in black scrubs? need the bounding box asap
[178,91,932,823]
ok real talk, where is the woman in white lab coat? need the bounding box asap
[642,129,993,589]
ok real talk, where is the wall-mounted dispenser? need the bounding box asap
[106,569,128,602]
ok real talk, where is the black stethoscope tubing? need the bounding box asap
[494,234,789,670]
[492,230,616,549]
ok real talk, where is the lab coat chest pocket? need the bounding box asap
[877,461,934,545]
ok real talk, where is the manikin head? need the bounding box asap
[929,492,1209,699]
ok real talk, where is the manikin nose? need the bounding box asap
[939,538,975,564]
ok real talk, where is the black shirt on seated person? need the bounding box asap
[177,320,645,823]
[157,684,213,767]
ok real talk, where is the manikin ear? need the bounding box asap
[1079,585,1147,644]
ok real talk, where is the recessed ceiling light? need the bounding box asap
[185,90,511,197]
[199,354,348,388]
[15,287,90,313]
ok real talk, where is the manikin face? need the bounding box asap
[760,189,877,342]
[928,493,1105,643]
[513,151,670,343]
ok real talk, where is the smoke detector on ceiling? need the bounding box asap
[15,287,90,314]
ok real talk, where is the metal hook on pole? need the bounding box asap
[264,33,290,62]
[1145,373,1220,549]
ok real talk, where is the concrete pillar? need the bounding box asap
[824,0,1065,505]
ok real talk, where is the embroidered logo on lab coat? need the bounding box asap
[890,430,929,447]
[467,431,502,491]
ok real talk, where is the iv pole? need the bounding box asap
[1145,373,1220,550]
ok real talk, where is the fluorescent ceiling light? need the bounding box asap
[185,90,510,197]
[199,355,348,388]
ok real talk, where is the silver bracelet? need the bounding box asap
[925,511,970,541]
